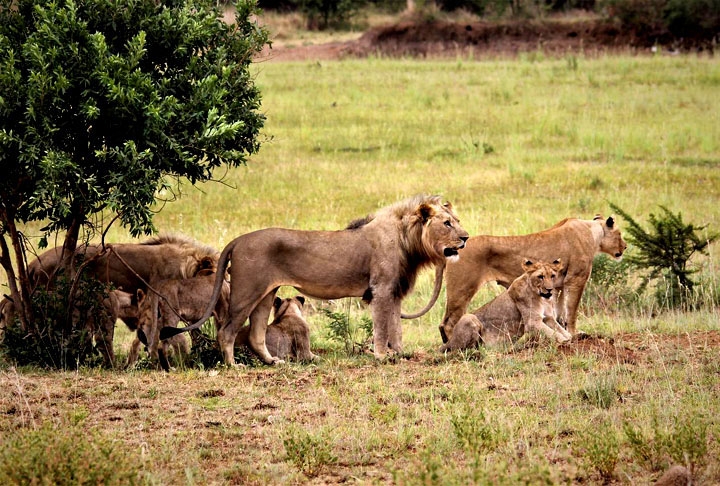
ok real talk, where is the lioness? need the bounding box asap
[135,270,230,370]
[441,215,626,342]
[236,296,318,362]
[161,195,469,364]
[440,259,571,352]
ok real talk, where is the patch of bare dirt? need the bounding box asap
[260,18,714,61]
[557,330,720,365]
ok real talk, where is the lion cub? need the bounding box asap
[439,259,571,352]
[236,296,318,362]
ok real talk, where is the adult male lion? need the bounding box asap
[161,195,469,364]
[439,259,570,352]
[235,296,318,362]
[440,215,626,342]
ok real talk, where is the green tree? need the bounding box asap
[0,0,269,330]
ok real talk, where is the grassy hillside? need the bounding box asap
[2,54,719,484]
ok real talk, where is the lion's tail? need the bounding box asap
[159,241,233,341]
[401,263,445,319]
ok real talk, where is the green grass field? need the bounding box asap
[2,54,720,484]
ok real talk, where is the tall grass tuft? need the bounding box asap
[0,422,141,485]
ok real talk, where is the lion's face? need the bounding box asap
[596,216,627,260]
[420,202,469,263]
[521,259,563,299]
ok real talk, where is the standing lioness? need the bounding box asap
[161,195,469,364]
[441,215,626,342]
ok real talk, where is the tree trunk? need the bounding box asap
[0,233,22,326]
[1,211,34,331]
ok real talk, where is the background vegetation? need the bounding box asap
[1,15,719,486]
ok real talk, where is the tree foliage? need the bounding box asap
[0,0,269,332]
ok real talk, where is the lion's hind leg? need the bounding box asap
[438,314,481,353]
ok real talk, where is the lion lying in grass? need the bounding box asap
[235,296,318,362]
[441,215,626,342]
[439,259,571,352]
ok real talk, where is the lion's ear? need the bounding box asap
[443,201,454,211]
[273,296,282,311]
[418,203,436,222]
[521,258,534,271]
[593,214,604,221]
[606,216,615,228]
[296,295,305,307]
[551,259,563,271]
[136,289,145,304]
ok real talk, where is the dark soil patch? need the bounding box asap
[263,18,715,61]
[560,333,639,365]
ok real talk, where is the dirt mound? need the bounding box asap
[560,333,639,364]
[347,19,655,58]
[263,18,713,61]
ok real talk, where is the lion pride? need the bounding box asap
[440,215,626,342]
[161,195,469,364]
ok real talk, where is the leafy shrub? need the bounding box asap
[582,254,637,313]
[450,404,506,458]
[577,418,619,481]
[610,204,718,310]
[601,0,720,48]
[1,275,111,369]
[0,422,141,485]
[283,425,337,477]
[323,308,373,355]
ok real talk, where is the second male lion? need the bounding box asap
[136,270,230,370]
[236,296,318,362]
[161,195,469,365]
[441,215,626,342]
[439,259,571,352]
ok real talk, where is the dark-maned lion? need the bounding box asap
[135,271,230,370]
[162,195,469,364]
[439,259,570,352]
[441,215,626,342]
[235,296,318,362]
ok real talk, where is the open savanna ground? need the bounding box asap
[2,54,720,484]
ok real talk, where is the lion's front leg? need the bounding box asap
[561,280,588,336]
[371,298,401,359]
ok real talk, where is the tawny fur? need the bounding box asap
[235,296,318,362]
[441,215,626,342]
[439,259,571,352]
[135,271,229,370]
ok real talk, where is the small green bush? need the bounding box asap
[450,404,506,458]
[1,275,111,369]
[323,308,373,355]
[577,418,620,481]
[0,422,141,485]
[283,425,337,477]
